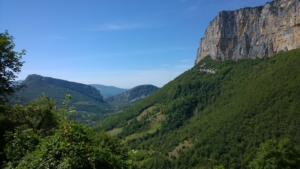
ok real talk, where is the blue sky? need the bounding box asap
[1,0,270,88]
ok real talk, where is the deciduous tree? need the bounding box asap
[0,30,25,103]
[249,138,300,169]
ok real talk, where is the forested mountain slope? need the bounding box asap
[89,84,129,98]
[10,74,112,124]
[104,85,159,111]
[97,49,300,169]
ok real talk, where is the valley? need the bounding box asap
[10,75,159,125]
[1,0,300,168]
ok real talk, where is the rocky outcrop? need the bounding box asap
[195,0,300,64]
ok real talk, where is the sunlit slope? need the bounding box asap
[97,49,300,169]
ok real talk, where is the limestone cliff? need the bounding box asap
[195,0,300,64]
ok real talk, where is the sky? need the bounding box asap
[0,0,270,88]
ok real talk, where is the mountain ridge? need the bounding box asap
[25,74,105,102]
[104,84,159,110]
[11,74,112,119]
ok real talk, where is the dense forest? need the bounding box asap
[0,31,137,168]
[97,48,300,168]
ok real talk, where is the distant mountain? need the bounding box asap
[24,74,104,102]
[104,85,159,110]
[89,84,129,98]
[10,74,112,124]
[15,80,24,84]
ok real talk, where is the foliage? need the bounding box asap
[9,96,59,136]
[99,49,300,168]
[248,138,300,169]
[2,95,137,169]
[0,30,25,164]
[1,96,60,167]
[13,122,136,169]
[4,128,40,168]
[0,30,25,103]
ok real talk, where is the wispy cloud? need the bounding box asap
[92,21,147,31]
[187,6,197,11]
[184,0,208,12]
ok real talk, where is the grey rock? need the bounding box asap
[195,0,300,64]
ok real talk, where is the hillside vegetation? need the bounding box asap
[97,49,300,169]
[10,75,112,125]
[105,85,159,111]
[1,96,137,168]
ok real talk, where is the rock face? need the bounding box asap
[195,0,300,64]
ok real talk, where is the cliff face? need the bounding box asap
[195,0,300,64]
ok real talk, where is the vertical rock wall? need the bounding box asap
[195,0,300,64]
